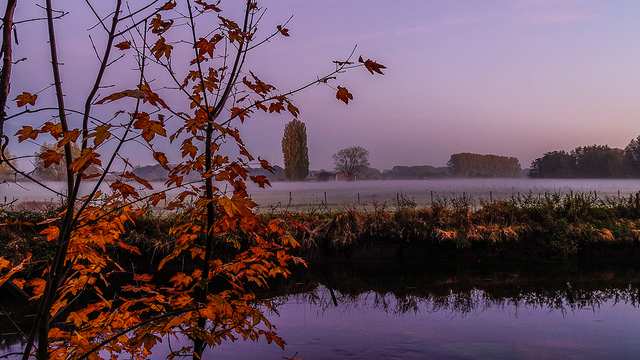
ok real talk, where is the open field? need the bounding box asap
[4,178,640,212]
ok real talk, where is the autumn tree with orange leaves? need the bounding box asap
[0,1,384,359]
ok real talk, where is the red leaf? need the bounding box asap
[159,1,176,10]
[268,101,285,113]
[69,148,101,174]
[336,86,353,104]
[277,25,290,37]
[359,56,386,75]
[286,101,299,118]
[114,41,131,50]
[195,0,221,12]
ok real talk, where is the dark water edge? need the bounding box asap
[221,258,640,359]
[4,258,640,359]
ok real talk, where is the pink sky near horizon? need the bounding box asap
[5,0,640,171]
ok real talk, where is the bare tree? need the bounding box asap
[333,146,369,180]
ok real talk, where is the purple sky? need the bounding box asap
[6,0,640,171]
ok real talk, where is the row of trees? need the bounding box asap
[529,138,640,178]
[447,153,522,178]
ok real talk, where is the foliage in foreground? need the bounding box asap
[0,1,384,359]
[6,192,639,271]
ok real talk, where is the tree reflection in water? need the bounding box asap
[264,259,640,318]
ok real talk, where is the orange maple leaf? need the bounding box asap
[149,192,166,206]
[66,311,89,328]
[181,139,198,159]
[41,122,63,139]
[96,87,168,108]
[15,126,39,142]
[231,107,252,122]
[57,129,81,147]
[40,225,60,242]
[110,180,139,199]
[250,175,270,189]
[219,194,256,218]
[150,14,173,35]
[268,101,285,113]
[151,37,173,60]
[196,37,216,58]
[90,125,112,146]
[336,86,353,104]
[121,171,153,190]
[69,148,102,174]
[39,150,64,168]
[140,120,167,142]
[14,92,37,107]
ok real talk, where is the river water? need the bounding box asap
[6,260,639,359]
[207,260,640,359]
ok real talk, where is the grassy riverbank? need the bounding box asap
[270,192,640,259]
[3,192,640,270]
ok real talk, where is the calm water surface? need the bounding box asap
[207,260,640,359]
[3,260,640,359]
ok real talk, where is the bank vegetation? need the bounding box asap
[4,192,640,273]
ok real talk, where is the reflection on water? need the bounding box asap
[214,260,640,359]
[3,260,640,359]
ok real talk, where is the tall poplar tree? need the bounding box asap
[282,118,310,180]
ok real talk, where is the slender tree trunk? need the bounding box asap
[27,2,75,359]
[0,0,16,152]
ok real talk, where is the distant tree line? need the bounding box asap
[529,137,640,178]
[447,153,522,178]
[386,165,448,179]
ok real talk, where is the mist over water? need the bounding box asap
[4,179,640,210]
